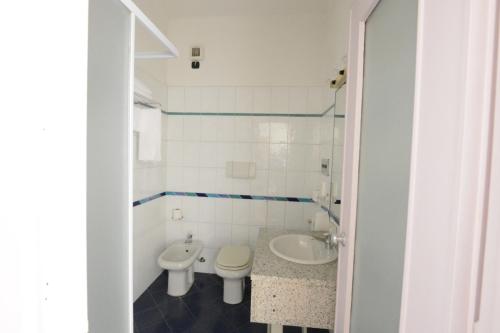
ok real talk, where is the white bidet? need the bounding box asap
[157,239,203,296]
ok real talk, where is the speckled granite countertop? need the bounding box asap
[251,228,337,287]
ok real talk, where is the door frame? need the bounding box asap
[334,0,381,332]
[337,0,499,332]
[399,0,499,332]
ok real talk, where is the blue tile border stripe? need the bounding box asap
[132,191,314,207]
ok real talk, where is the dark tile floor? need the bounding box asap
[134,271,330,333]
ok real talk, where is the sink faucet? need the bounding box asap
[185,233,193,244]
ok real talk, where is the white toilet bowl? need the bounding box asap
[214,245,252,304]
[158,240,203,296]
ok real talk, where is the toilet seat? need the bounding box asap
[216,245,251,271]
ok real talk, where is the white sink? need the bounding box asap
[269,234,338,265]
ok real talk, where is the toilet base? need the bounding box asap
[223,278,245,304]
[167,266,194,297]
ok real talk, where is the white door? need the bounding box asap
[335,0,418,332]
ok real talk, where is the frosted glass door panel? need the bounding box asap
[350,0,417,332]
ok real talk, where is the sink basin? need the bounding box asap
[269,234,338,265]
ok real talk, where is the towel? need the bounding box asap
[134,106,162,161]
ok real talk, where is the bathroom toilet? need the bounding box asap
[214,245,252,304]
[158,240,203,296]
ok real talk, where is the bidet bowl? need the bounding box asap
[158,240,203,270]
[269,234,337,265]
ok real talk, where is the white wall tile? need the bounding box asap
[304,172,320,197]
[197,223,217,248]
[194,247,217,273]
[167,87,185,113]
[166,166,184,191]
[185,87,201,113]
[305,145,321,172]
[216,117,235,142]
[201,87,219,114]
[268,171,287,196]
[233,179,251,194]
[250,171,268,196]
[182,142,200,166]
[215,224,232,248]
[166,116,184,141]
[215,168,233,194]
[269,144,287,171]
[231,225,249,245]
[309,118,322,145]
[269,117,289,143]
[271,87,289,114]
[216,143,234,168]
[252,143,269,170]
[286,171,306,197]
[166,142,183,167]
[287,144,307,171]
[248,226,261,249]
[236,87,254,114]
[252,117,270,143]
[253,87,271,114]
[165,221,184,243]
[198,168,217,193]
[233,199,251,225]
[215,199,233,224]
[323,87,335,110]
[219,87,236,113]
[199,142,218,168]
[233,143,252,161]
[288,118,308,144]
[334,118,345,144]
[182,196,200,222]
[267,201,285,228]
[183,116,201,141]
[234,117,253,142]
[285,202,306,230]
[182,167,199,192]
[289,87,308,114]
[200,117,218,141]
[307,87,324,114]
[199,198,216,223]
[162,116,169,141]
[250,200,267,226]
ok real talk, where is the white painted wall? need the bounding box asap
[163,0,334,86]
[0,1,89,332]
[87,0,132,332]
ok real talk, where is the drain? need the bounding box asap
[198,257,206,262]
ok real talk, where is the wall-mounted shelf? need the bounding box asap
[120,0,179,59]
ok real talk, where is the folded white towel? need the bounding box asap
[134,106,162,161]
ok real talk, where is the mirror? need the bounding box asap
[329,83,346,223]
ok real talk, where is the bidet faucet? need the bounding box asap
[185,233,193,244]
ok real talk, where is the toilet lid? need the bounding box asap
[216,245,251,268]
